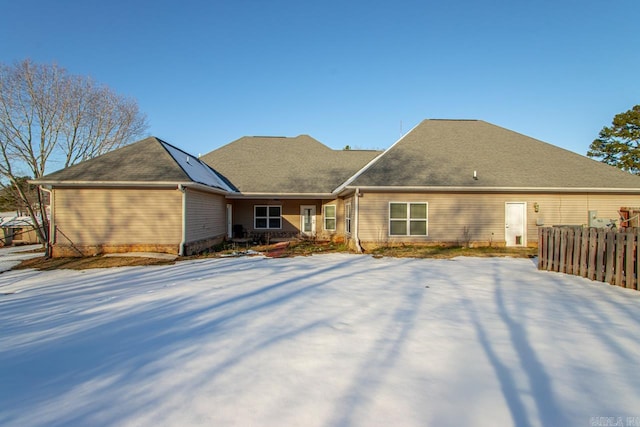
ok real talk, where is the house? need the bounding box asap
[331,119,640,249]
[199,135,382,243]
[33,120,640,257]
[34,137,234,257]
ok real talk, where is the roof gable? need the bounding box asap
[201,135,381,193]
[348,120,640,189]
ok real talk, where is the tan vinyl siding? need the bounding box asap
[343,195,355,237]
[226,198,345,240]
[320,199,343,237]
[283,201,310,233]
[184,189,227,242]
[230,199,295,232]
[230,199,320,233]
[356,191,640,246]
[525,193,640,238]
[228,200,256,232]
[53,188,182,245]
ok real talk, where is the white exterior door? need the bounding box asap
[505,202,526,247]
[300,205,316,236]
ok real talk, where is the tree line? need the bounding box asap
[587,104,640,175]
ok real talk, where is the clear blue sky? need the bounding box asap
[2,0,638,157]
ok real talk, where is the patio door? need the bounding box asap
[505,202,526,247]
[300,205,316,237]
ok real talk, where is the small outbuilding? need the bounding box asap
[0,214,41,246]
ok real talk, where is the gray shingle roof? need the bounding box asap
[348,119,640,189]
[36,137,235,191]
[36,120,639,195]
[200,135,382,193]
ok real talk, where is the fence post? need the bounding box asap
[538,228,546,270]
[566,228,575,274]
[559,228,567,273]
[573,228,581,274]
[553,227,561,272]
[596,230,606,282]
[547,227,555,271]
[580,228,589,277]
[605,231,615,284]
[546,228,554,270]
[615,232,625,286]
[625,232,635,289]
[588,228,597,280]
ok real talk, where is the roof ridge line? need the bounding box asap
[249,135,289,138]
[332,121,421,193]
[427,118,479,121]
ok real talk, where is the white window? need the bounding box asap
[254,205,282,229]
[324,205,336,231]
[389,202,428,236]
[345,202,352,234]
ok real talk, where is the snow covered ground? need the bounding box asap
[1,253,639,427]
[0,244,43,272]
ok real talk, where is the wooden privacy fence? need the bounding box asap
[538,227,639,290]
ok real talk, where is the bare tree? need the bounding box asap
[0,59,148,252]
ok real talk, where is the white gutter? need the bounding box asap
[29,180,232,195]
[225,192,336,199]
[337,185,640,195]
[178,183,231,195]
[178,184,187,256]
[40,187,54,251]
[354,188,363,253]
[31,180,189,186]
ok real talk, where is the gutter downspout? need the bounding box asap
[40,187,53,257]
[354,188,363,253]
[178,184,187,256]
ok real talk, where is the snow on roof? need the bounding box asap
[160,140,236,192]
[0,215,36,228]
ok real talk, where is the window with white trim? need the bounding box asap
[254,205,282,229]
[389,202,428,236]
[345,202,352,234]
[324,205,336,231]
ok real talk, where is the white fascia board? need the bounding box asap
[31,180,233,195]
[332,121,421,194]
[226,192,336,200]
[180,183,232,195]
[31,180,182,187]
[339,185,640,194]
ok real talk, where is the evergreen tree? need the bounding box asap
[588,105,640,174]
